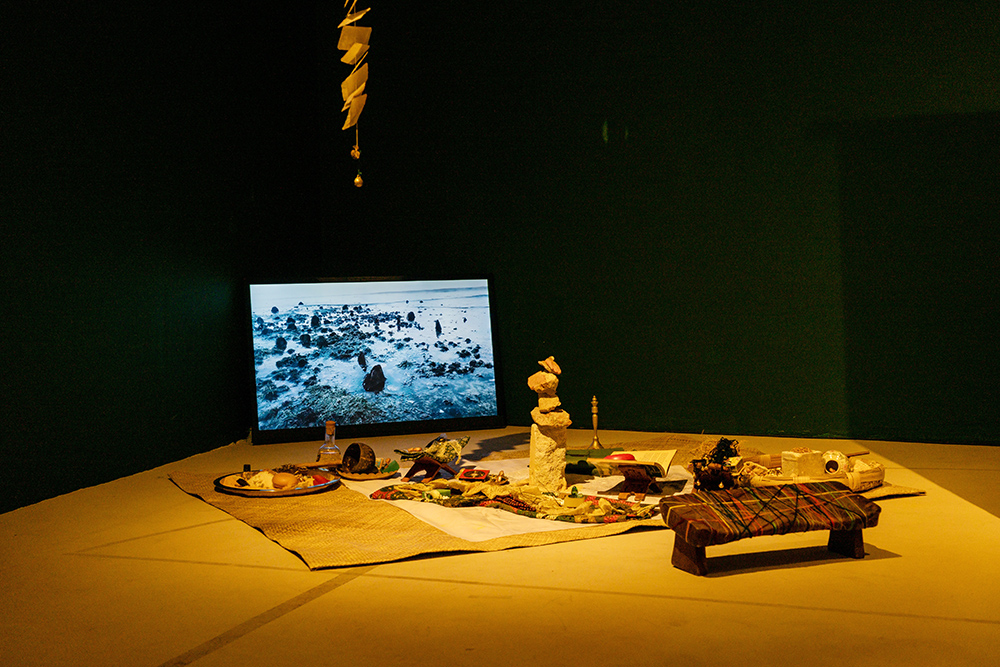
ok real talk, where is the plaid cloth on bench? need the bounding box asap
[659,482,881,548]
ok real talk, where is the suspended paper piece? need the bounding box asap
[341,42,369,65]
[342,94,367,130]
[338,25,371,51]
[341,62,368,101]
[341,82,366,111]
[338,8,371,28]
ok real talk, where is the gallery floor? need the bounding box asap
[2,427,998,667]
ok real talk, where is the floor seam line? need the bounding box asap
[156,565,377,667]
[73,518,237,552]
[355,572,1000,626]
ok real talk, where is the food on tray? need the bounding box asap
[241,464,330,490]
[271,472,299,490]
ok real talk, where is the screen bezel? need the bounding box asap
[244,274,506,444]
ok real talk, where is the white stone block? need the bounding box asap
[781,449,824,477]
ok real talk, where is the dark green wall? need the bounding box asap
[322,3,1000,440]
[3,4,325,513]
[4,2,998,513]
[840,112,999,444]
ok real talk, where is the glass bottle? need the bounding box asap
[317,421,341,466]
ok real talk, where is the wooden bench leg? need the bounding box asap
[672,533,708,576]
[828,528,866,559]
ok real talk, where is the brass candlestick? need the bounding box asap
[590,395,603,449]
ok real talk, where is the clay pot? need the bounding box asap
[342,442,376,473]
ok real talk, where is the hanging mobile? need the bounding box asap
[338,1,371,184]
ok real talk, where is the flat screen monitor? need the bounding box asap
[247,276,505,443]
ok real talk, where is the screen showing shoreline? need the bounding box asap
[248,277,503,441]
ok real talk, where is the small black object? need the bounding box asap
[691,459,736,490]
[362,364,385,392]
[706,438,740,464]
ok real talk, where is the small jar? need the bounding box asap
[317,421,341,466]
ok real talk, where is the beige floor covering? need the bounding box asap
[2,427,998,667]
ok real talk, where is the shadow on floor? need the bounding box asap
[702,543,900,578]
[465,431,531,461]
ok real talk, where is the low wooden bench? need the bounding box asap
[659,482,881,576]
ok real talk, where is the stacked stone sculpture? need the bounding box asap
[527,356,572,493]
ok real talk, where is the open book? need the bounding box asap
[587,450,677,478]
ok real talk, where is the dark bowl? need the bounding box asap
[342,442,376,473]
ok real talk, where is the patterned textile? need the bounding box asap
[659,482,881,548]
[395,435,469,464]
[371,485,657,524]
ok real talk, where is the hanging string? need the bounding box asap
[352,123,363,187]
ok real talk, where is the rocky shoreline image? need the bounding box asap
[251,281,498,430]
